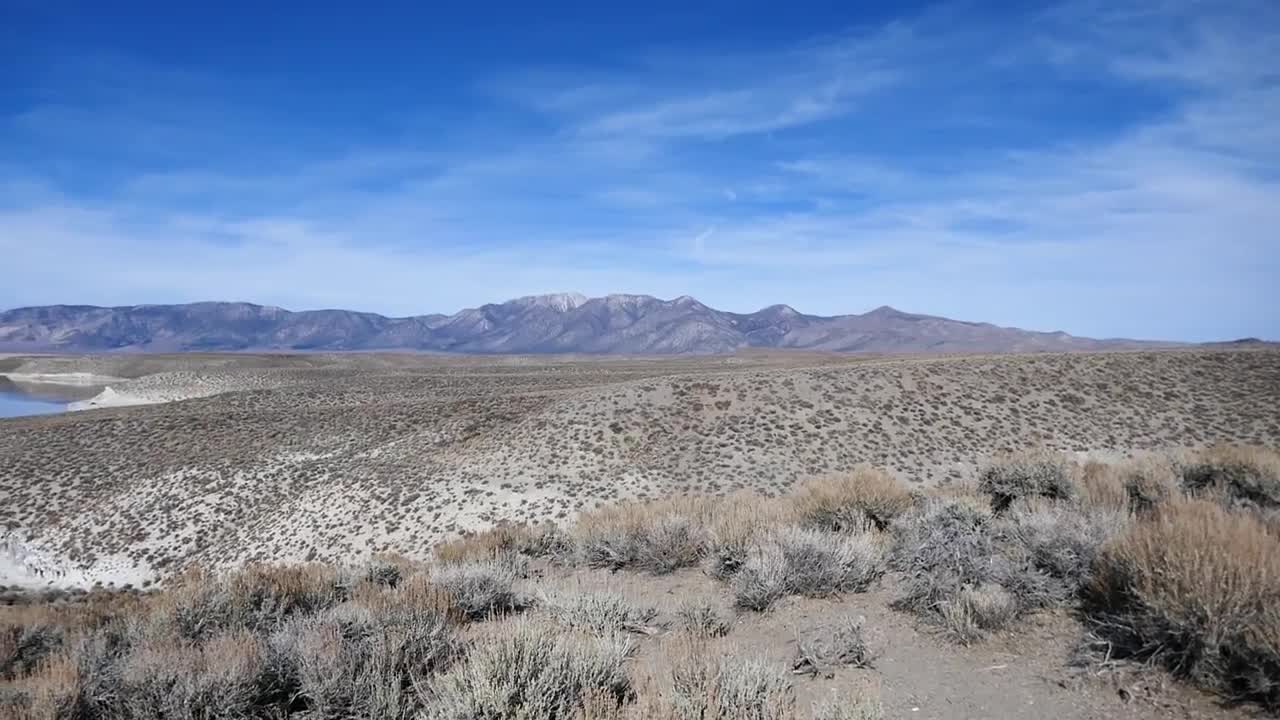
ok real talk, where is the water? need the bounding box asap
[0,389,67,418]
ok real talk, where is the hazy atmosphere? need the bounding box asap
[4,0,1277,341]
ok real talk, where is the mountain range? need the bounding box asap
[0,294,1179,354]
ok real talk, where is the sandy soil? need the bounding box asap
[524,564,1251,719]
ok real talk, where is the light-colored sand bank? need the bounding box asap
[66,386,163,411]
[1,532,153,590]
[0,372,124,386]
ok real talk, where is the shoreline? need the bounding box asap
[66,386,161,411]
[0,371,125,386]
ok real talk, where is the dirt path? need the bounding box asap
[534,565,1247,719]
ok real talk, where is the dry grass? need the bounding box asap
[1080,457,1179,515]
[673,601,732,639]
[704,493,795,581]
[792,466,915,532]
[939,584,1020,644]
[1084,497,1280,709]
[574,498,715,574]
[434,523,570,565]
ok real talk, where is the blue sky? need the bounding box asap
[2,0,1277,341]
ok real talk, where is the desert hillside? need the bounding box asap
[1,349,1275,584]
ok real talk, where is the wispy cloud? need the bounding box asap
[1,0,1276,341]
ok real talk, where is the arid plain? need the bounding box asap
[2,349,1277,582]
[2,348,1279,719]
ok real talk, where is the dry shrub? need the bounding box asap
[1084,498,1280,709]
[1,596,144,683]
[117,629,276,720]
[1,623,63,681]
[575,498,713,574]
[978,451,1076,513]
[1080,457,1182,517]
[425,620,635,720]
[793,615,875,676]
[1001,497,1129,596]
[674,601,731,639]
[430,560,526,620]
[792,466,915,533]
[731,527,886,611]
[1179,445,1280,511]
[435,522,570,565]
[1120,457,1180,514]
[542,592,660,636]
[361,556,407,588]
[890,496,996,613]
[0,565,457,720]
[271,601,457,719]
[939,584,1019,644]
[155,564,346,639]
[890,496,1055,639]
[9,620,136,720]
[705,493,792,581]
[660,641,793,720]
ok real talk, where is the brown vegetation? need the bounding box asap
[6,446,1279,716]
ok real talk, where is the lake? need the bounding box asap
[0,389,67,418]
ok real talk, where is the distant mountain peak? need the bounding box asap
[0,294,1179,354]
[865,304,905,316]
[602,293,653,307]
[758,303,800,316]
[508,292,587,311]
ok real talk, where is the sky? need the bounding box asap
[2,0,1277,341]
